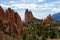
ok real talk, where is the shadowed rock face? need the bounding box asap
[24,9,33,23]
[6,8,23,26]
[14,12,23,33]
[46,14,53,21]
[44,14,53,21]
[15,12,22,26]
[5,8,23,35]
[6,8,23,27]
[0,6,7,20]
[6,8,16,23]
[0,6,29,36]
[0,6,31,38]
[42,14,53,27]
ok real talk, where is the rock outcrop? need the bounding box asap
[0,6,29,37]
[24,9,33,23]
[44,14,53,21]
[0,8,23,36]
[0,6,7,20]
[0,6,37,38]
[42,14,53,27]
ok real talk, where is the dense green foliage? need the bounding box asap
[22,20,60,40]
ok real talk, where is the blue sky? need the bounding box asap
[0,0,60,20]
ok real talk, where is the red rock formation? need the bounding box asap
[6,8,15,23]
[15,12,22,26]
[44,14,53,21]
[24,9,33,23]
[5,8,24,35]
[42,14,53,27]
[6,8,23,27]
[0,6,29,36]
[15,12,23,33]
[0,6,7,20]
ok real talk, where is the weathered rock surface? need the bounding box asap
[42,14,53,27]
[44,14,53,21]
[0,6,7,20]
[0,6,29,37]
[24,9,33,23]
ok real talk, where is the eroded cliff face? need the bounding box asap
[44,14,53,21]
[42,14,53,27]
[24,9,33,23]
[0,6,29,37]
[5,8,23,35]
[0,6,7,20]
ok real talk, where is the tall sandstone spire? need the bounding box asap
[0,6,7,20]
[24,9,33,23]
[6,8,23,27]
[0,6,24,35]
[5,8,24,34]
[0,6,29,37]
[6,8,16,23]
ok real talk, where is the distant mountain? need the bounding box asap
[52,12,60,21]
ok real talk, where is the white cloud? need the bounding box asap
[52,8,60,13]
[37,2,56,10]
[36,1,60,10]
[22,0,26,1]
[10,1,15,3]
[37,3,54,10]
[0,4,10,8]
[32,12,49,19]
[54,1,60,4]
[11,3,54,10]
[12,7,19,9]
[10,1,60,11]
[11,4,37,9]
[37,0,44,2]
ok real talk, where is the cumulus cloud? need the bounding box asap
[52,8,60,13]
[10,1,59,10]
[54,1,60,4]
[10,3,53,10]
[0,4,10,8]
[22,0,26,1]
[10,1,15,3]
[11,4,37,9]
[1,0,59,11]
[0,0,60,19]
[37,1,60,10]
[37,3,55,10]
[33,12,49,19]
[37,0,44,2]
[0,0,60,10]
